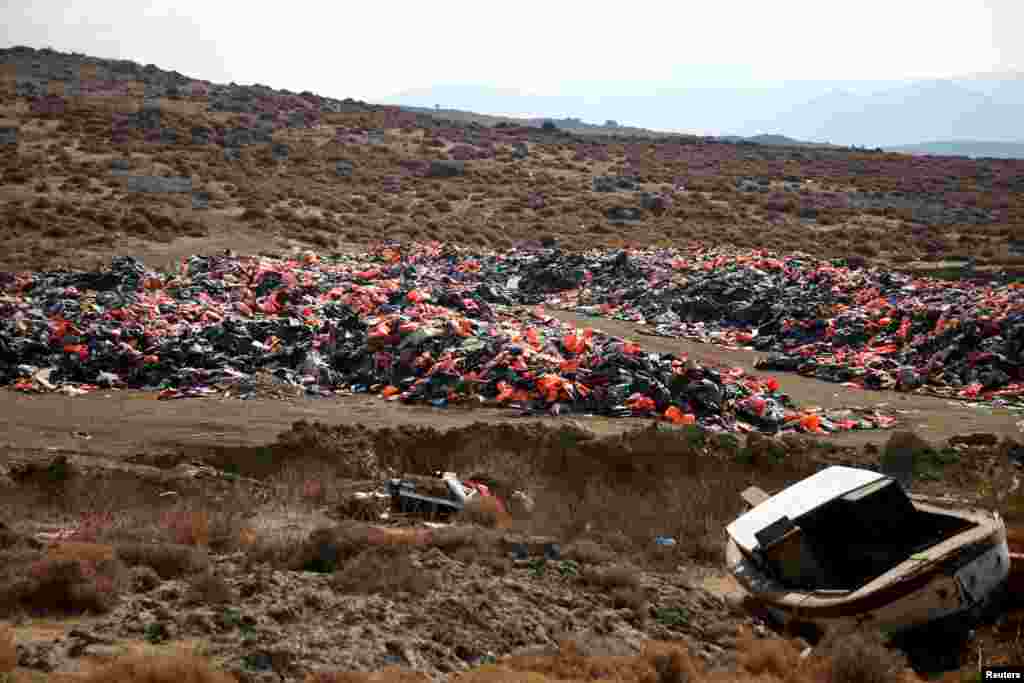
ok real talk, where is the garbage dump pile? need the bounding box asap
[505,246,1024,407]
[3,241,1016,434]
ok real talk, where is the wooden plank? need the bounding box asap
[741,486,770,508]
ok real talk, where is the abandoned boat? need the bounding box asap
[725,465,1009,634]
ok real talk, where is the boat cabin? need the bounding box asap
[727,466,977,591]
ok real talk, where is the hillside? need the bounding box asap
[2,45,1024,274]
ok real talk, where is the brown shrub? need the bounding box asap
[160,510,211,547]
[430,526,498,552]
[129,565,162,593]
[306,668,431,683]
[432,527,508,573]
[78,652,237,683]
[47,541,116,564]
[580,564,641,591]
[735,626,801,678]
[476,551,513,576]
[891,251,915,264]
[813,627,906,683]
[0,624,15,674]
[116,543,209,579]
[611,585,648,616]
[458,496,513,529]
[481,639,703,683]
[181,220,208,237]
[241,207,267,221]
[0,546,123,616]
[186,570,234,605]
[649,650,694,683]
[852,242,879,257]
[562,539,615,565]
[286,522,394,572]
[331,546,437,596]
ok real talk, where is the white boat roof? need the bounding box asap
[726,466,889,553]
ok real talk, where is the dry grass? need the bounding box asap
[580,564,642,591]
[736,628,803,679]
[159,510,211,547]
[285,521,384,572]
[128,565,162,593]
[0,542,127,617]
[186,570,234,605]
[611,585,649,620]
[525,470,747,568]
[458,496,513,529]
[0,625,16,674]
[444,629,922,683]
[76,652,238,683]
[369,422,818,562]
[0,631,925,683]
[562,539,616,565]
[467,639,702,683]
[331,545,438,597]
[277,518,507,576]
[306,669,431,683]
[47,542,116,564]
[812,627,908,683]
[115,543,209,579]
[430,526,502,553]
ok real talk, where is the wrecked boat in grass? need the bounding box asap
[726,466,1009,635]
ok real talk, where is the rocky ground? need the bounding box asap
[2,45,1024,683]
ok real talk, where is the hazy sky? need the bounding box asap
[2,0,1021,101]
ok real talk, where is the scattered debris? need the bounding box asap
[387,475,464,518]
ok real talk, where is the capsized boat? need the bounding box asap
[725,465,1009,634]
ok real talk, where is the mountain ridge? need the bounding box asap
[382,74,1024,148]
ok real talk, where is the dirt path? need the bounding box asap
[0,389,645,460]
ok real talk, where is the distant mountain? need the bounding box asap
[885,140,1024,159]
[716,133,840,148]
[398,103,851,150]
[396,104,694,139]
[382,74,1024,148]
[383,85,841,137]
[763,79,1024,147]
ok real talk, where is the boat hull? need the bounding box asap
[1005,526,1024,595]
[726,503,1010,635]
